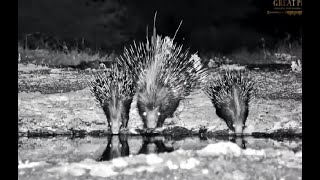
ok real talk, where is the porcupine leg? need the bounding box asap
[121,98,133,128]
[119,135,130,156]
[156,98,183,127]
[172,99,185,126]
[173,99,186,126]
[173,99,186,117]
[156,115,167,128]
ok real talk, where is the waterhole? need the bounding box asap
[18,135,302,163]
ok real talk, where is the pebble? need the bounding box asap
[202,169,209,174]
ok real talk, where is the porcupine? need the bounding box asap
[118,14,207,129]
[88,64,136,134]
[203,69,255,135]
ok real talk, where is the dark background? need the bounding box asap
[18,0,302,54]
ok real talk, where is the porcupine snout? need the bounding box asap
[233,121,244,136]
[145,107,160,129]
[110,115,121,135]
[105,94,126,135]
[106,104,122,135]
[231,86,247,136]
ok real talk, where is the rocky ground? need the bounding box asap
[18,63,302,180]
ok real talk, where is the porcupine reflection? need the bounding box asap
[138,136,174,154]
[98,135,129,161]
[230,137,247,149]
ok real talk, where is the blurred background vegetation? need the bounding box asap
[18,0,302,67]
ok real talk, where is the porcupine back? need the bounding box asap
[117,15,206,94]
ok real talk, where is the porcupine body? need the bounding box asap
[136,56,184,129]
[119,25,206,129]
[88,64,135,134]
[204,69,255,135]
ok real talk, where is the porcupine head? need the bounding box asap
[102,92,133,134]
[137,86,178,129]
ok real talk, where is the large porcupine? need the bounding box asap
[88,64,135,134]
[204,69,255,135]
[118,15,207,129]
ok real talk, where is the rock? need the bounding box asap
[146,154,163,165]
[197,142,241,157]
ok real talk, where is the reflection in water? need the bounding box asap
[201,135,247,149]
[98,135,129,161]
[19,135,302,163]
[230,137,247,149]
[98,135,174,161]
[95,134,302,161]
[138,136,174,154]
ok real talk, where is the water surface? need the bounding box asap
[18,135,302,163]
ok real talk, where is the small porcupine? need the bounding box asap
[118,16,207,129]
[88,64,136,134]
[204,69,255,135]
